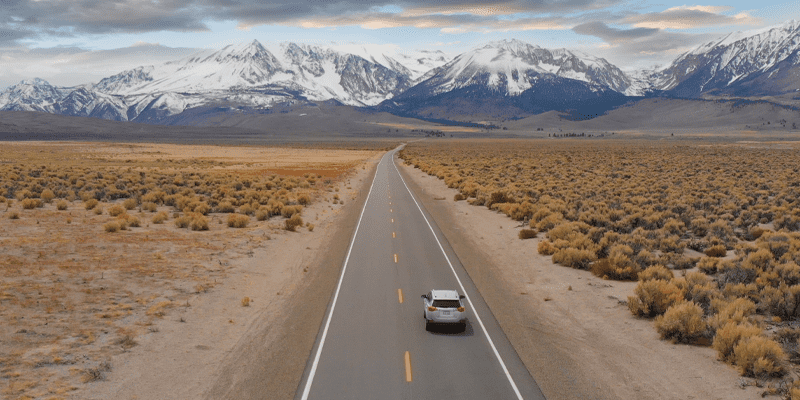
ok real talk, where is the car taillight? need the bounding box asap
[428,306,437,312]
[457,307,465,312]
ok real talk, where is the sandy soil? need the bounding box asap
[398,159,764,400]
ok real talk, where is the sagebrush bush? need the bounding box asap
[123,198,138,210]
[591,258,640,281]
[142,202,158,212]
[152,211,168,224]
[216,201,236,213]
[712,321,762,362]
[8,211,19,219]
[284,213,303,231]
[639,265,674,282]
[228,214,249,228]
[56,200,68,210]
[654,301,707,343]
[518,229,537,239]
[85,199,99,210]
[174,215,192,228]
[628,279,685,318]
[552,248,596,270]
[538,240,556,255]
[733,335,786,378]
[704,245,727,258]
[190,214,209,231]
[760,284,800,320]
[40,189,55,203]
[697,257,720,274]
[21,198,42,209]
[104,221,121,233]
[108,204,126,217]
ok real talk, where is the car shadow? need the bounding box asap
[425,319,474,336]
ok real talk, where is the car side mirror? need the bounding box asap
[421,295,427,299]
[459,295,465,299]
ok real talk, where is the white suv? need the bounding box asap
[421,289,466,329]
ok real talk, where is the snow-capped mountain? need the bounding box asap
[633,20,800,97]
[0,40,417,122]
[381,39,630,120]
[410,39,630,95]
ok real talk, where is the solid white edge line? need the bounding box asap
[300,152,385,400]
[391,150,525,400]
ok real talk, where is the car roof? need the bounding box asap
[430,289,460,300]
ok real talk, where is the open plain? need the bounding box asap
[0,141,380,399]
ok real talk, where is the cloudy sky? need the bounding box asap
[1,0,798,89]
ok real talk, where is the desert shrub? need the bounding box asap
[190,214,209,231]
[713,321,762,362]
[108,204,125,217]
[691,217,709,236]
[142,201,158,212]
[174,215,192,228]
[123,198,138,210]
[628,279,685,318]
[281,205,303,218]
[117,213,140,228]
[518,229,537,239]
[40,189,55,203]
[21,198,42,209]
[255,207,270,221]
[710,298,757,330]
[538,240,556,256]
[454,193,466,201]
[591,257,641,281]
[227,214,249,228]
[104,221,121,233]
[654,301,707,343]
[85,198,99,210]
[56,200,68,210]
[152,211,168,224]
[733,336,786,378]
[297,193,311,205]
[94,206,104,215]
[284,213,303,231]
[216,201,236,213]
[8,211,19,219]
[718,262,759,286]
[552,248,596,270]
[639,265,674,282]
[535,212,563,232]
[237,203,255,216]
[697,257,720,274]
[307,223,314,232]
[704,245,727,258]
[760,284,800,320]
[675,272,720,313]
[775,262,800,286]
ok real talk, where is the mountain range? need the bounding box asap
[2,19,799,124]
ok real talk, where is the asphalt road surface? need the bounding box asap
[295,147,546,400]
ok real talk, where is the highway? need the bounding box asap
[295,147,545,400]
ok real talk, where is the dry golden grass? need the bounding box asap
[401,139,800,383]
[0,141,375,399]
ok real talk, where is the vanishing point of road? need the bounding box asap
[295,146,546,399]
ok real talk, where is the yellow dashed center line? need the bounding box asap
[391,218,394,223]
[392,232,396,238]
[398,289,404,303]
[390,209,393,213]
[394,254,398,263]
[404,351,412,382]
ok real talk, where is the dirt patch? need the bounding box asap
[397,158,763,400]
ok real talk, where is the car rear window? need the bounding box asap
[432,300,461,308]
